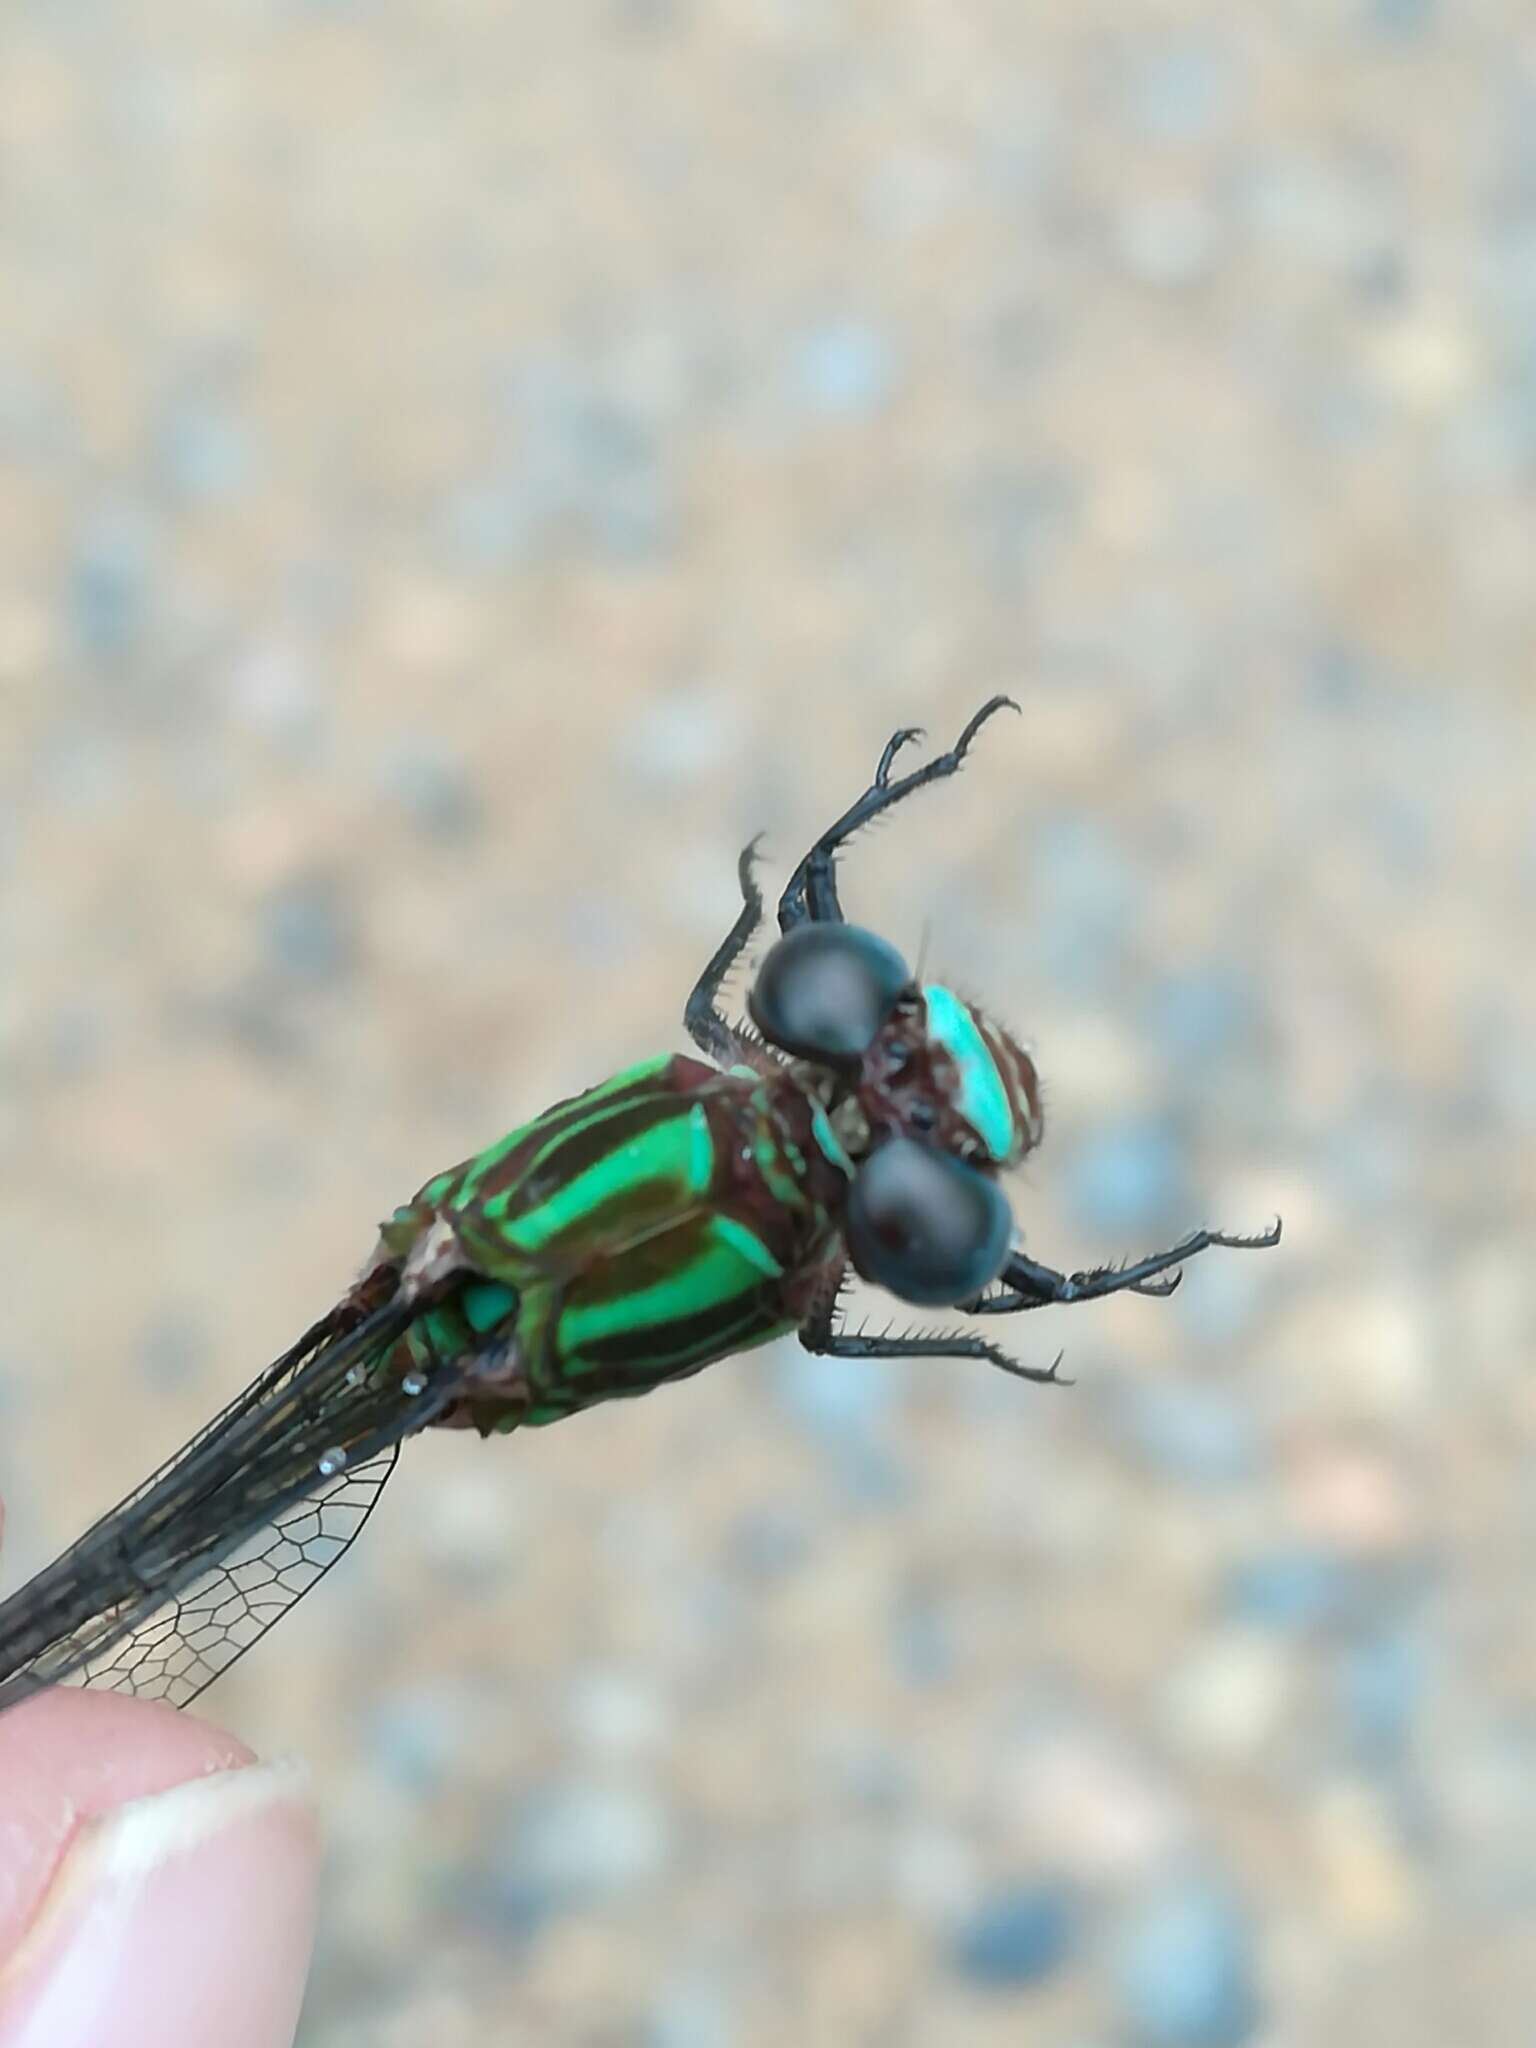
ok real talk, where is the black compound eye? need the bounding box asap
[845,1137,1014,1307]
[748,923,911,1067]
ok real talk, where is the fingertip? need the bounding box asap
[0,1752,319,2048]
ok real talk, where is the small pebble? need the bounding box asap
[1124,38,1235,141]
[157,396,255,503]
[1334,1628,1425,1765]
[949,1880,1076,1991]
[1111,1382,1262,1487]
[646,1970,737,2048]
[67,508,153,661]
[381,744,482,841]
[1224,1547,1360,1632]
[492,1781,674,1926]
[788,318,898,418]
[1114,1877,1260,2047]
[135,1310,208,1393]
[260,875,356,986]
[1062,1121,1186,1236]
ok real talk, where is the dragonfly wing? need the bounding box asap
[49,1445,403,1708]
[0,1298,460,1711]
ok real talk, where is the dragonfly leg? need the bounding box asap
[798,1300,1070,1387]
[777,695,1019,931]
[962,1219,1282,1316]
[684,837,765,1065]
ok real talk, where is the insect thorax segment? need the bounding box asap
[374,1054,850,1435]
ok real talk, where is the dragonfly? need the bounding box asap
[0,698,1279,1713]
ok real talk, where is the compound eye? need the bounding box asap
[845,1137,1014,1306]
[748,923,911,1067]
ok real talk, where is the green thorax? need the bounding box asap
[376,1053,852,1432]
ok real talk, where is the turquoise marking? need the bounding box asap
[710,1213,784,1279]
[753,1123,806,1212]
[922,983,1016,1163]
[809,1101,854,1178]
[463,1279,518,1334]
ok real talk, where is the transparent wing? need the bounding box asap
[0,1295,460,1712]
[64,1447,403,1708]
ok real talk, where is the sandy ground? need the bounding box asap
[2,6,1535,2043]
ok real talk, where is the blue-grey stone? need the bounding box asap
[774,1343,900,1440]
[214,978,311,1063]
[1308,639,1372,711]
[491,1781,674,1927]
[1224,1548,1358,1632]
[67,509,153,660]
[1145,968,1254,1064]
[366,1681,469,1791]
[136,1309,209,1394]
[158,398,255,503]
[971,466,1079,588]
[260,877,355,985]
[728,1504,815,1582]
[949,1880,1076,1990]
[381,745,482,841]
[1111,1382,1261,1487]
[1115,1878,1260,2046]
[890,1587,956,1687]
[1366,0,1434,34]
[1028,814,1141,995]
[645,1970,736,2048]
[1125,39,1235,142]
[1061,1121,1184,1236]
[568,400,672,559]
[1367,791,1432,881]
[789,318,898,418]
[1319,1106,1411,1211]
[1336,1628,1425,1765]
[1352,244,1410,306]
[48,998,108,1077]
[772,1346,912,1503]
[612,0,681,30]
[441,478,537,565]
[490,368,674,563]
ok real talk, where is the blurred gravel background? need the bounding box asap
[3,4,1535,2044]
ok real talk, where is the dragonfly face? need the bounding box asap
[745,921,1038,1306]
[0,697,1282,1711]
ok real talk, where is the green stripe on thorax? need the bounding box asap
[457,1054,674,1202]
[476,1101,713,1252]
[558,1218,766,1352]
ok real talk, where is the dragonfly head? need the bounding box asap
[746,922,1043,1304]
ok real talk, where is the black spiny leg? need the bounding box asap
[684,837,765,1065]
[798,1302,1069,1388]
[961,1220,1283,1317]
[778,695,1020,930]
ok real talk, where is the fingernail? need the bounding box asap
[0,1760,319,2048]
